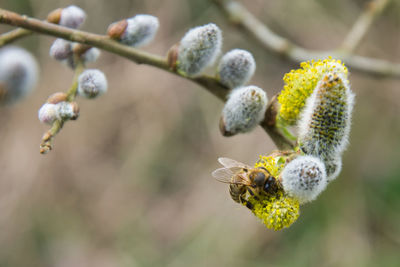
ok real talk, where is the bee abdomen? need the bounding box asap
[229,184,245,203]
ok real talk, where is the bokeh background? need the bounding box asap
[0,0,400,266]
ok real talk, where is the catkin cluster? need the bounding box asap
[39,5,109,129]
[166,23,264,137]
[214,58,354,230]
[297,72,354,181]
[278,59,354,205]
[0,5,355,231]
[36,5,161,153]
[3,7,264,152]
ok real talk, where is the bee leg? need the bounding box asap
[240,195,254,210]
[247,187,259,201]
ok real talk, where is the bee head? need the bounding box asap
[263,176,280,194]
[250,169,267,188]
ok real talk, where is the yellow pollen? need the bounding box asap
[277,58,348,125]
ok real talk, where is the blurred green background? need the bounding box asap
[0,0,399,266]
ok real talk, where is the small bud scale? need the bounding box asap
[107,20,128,39]
[47,8,63,24]
[47,92,68,104]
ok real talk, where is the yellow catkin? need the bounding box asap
[249,191,300,231]
[255,155,285,177]
[248,155,300,231]
[277,58,348,125]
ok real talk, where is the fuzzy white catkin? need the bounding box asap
[218,49,256,89]
[78,69,108,98]
[49,40,100,67]
[298,72,355,162]
[121,15,159,47]
[38,103,59,124]
[62,45,101,69]
[177,23,222,77]
[49,38,72,61]
[38,102,78,124]
[57,102,75,119]
[0,46,38,105]
[80,47,101,63]
[281,155,327,204]
[325,155,342,182]
[59,5,86,29]
[221,86,267,135]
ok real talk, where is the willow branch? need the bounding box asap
[0,28,32,46]
[40,120,64,154]
[0,8,294,150]
[39,59,85,154]
[340,0,390,53]
[212,0,400,79]
[66,58,85,101]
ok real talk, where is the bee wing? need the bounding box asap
[218,157,251,169]
[212,167,235,183]
[212,166,251,185]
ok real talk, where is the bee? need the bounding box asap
[212,157,281,210]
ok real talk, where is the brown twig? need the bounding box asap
[40,120,64,154]
[0,8,294,150]
[340,0,390,53]
[212,0,400,79]
[0,9,230,98]
[0,7,63,47]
